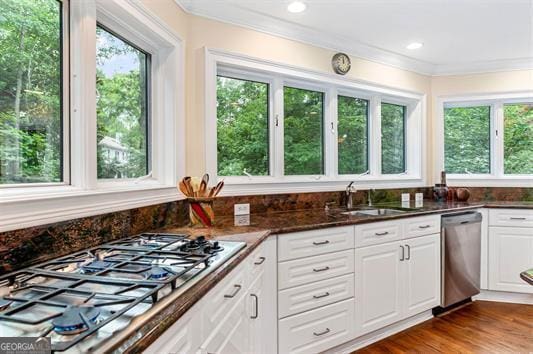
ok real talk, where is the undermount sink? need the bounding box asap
[341,208,405,217]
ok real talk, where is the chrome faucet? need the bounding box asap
[345,181,356,209]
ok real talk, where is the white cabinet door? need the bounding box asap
[355,241,403,336]
[144,308,201,354]
[403,234,441,317]
[489,227,533,294]
[200,294,250,354]
[249,237,277,354]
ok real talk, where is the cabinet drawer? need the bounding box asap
[404,215,440,238]
[489,209,533,227]
[279,298,354,354]
[248,242,268,283]
[278,226,354,262]
[355,220,403,247]
[202,263,248,333]
[278,274,354,318]
[278,250,354,290]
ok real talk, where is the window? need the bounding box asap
[504,104,533,174]
[337,95,368,175]
[1,0,183,232]
[381,103,405,174]
[216,76,269,176]
[439,95,533,184]
[444,106,491,174]
[208,53,424,193]
[0,0,64,184]
[96,25,149,180]
[284,86,324,175]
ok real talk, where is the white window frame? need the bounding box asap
[205,48,426,196]
[0,0,185,232]
[435,91,533,187]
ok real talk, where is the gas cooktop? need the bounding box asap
[0,233,246,353]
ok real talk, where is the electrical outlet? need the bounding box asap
[234,203,250,216]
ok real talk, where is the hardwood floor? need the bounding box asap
[355,301,533,353]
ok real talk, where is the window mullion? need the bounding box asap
[369,95,381,177]
[324,87,337,178]
[70,0,98,190]
[273,77,284,179]
[492,102,504,177]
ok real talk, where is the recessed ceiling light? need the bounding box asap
[287,1,306,13]
[406,42,423,50]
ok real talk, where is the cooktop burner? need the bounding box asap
[0,232,246,353]
[81,260,113,274]
[52,306,101,335]
[146,266,171,280]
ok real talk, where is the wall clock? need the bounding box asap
[332,52,351,75]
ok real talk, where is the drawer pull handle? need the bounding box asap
[313,266,330,272]
[375,231,389,236]
[510,217,526,220]
[313,328,330,336]
[313,292,330,299]
[418,225,431,229]
[224,284,242,298]
[254,257,266,265]
[250,294,259,319]
[313,240,330,246]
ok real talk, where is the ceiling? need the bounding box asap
[176,0,533,76]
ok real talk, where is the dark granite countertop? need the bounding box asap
[114,200,532,353]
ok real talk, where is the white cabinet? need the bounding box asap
[403,233,441,317]
[355,233,440,336]
[355,241,403,335]
[249,237,277,354]
[201,237,277,354]
[200,292,251,354]
[147,236,277,354]
[277,226,354,261]
[489,226,533,294]
[278,299,354,354]
[143,308,201,354]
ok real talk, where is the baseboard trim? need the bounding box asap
[324,310,433,354]
[473,290,533,305]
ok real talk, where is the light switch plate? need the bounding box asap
[234,203,250,216]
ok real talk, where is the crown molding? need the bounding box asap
[176,0,533,77]
[176,0,435,75]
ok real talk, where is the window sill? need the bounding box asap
[0,183,182,232]
[219,175,425,196]
[447,175,533,188]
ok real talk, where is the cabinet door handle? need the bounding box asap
[375,231,389,236]
[313,328,330,336]
[250,294,258,319]
[313,240,330,245]
[254,257,266,265]
[418,225,431,229]
[406,244,411,260]
[224,284,242,298]
[400,245,405,261]
[313,292,330,299]
[510,217,526,220]
[313,266,330,272]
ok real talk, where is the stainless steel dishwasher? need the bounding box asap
[440,212,482,308]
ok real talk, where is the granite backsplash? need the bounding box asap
[1,186,532,275]
[0,200,188,275]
